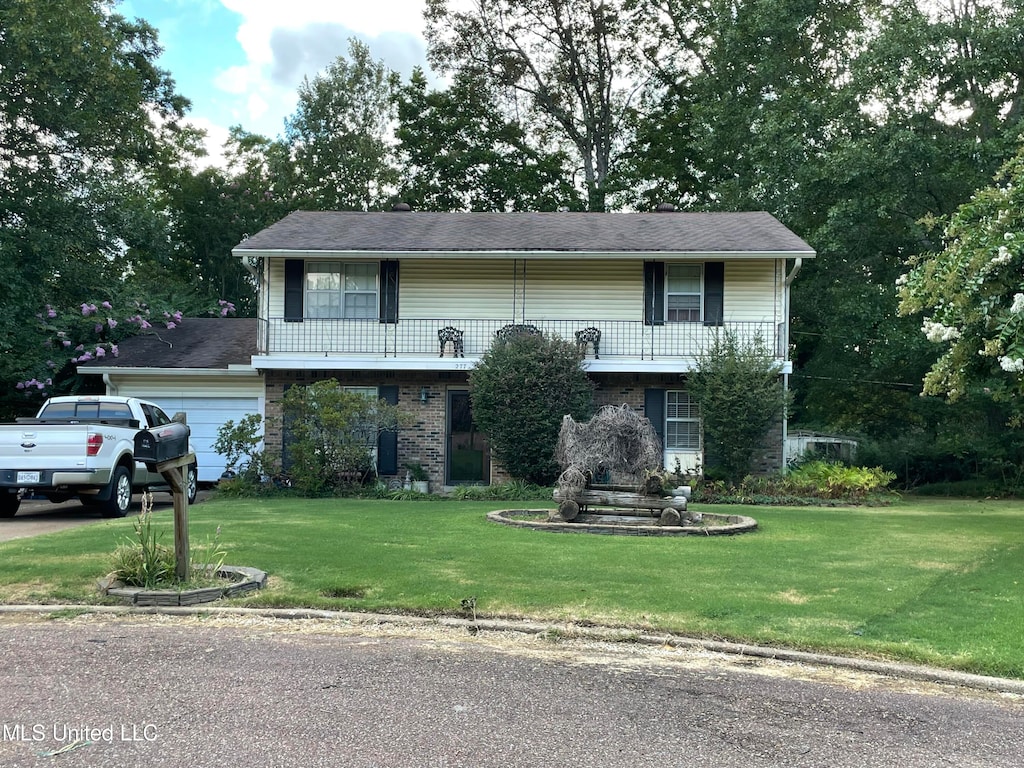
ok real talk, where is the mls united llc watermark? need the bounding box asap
[2,722,158,744]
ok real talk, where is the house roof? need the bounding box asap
[234,210,815,257]
[77,318,257,372]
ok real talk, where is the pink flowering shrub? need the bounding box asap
[15,297,237,397]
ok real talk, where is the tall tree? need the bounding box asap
[285,40,400,211]
[155,128,302,316]
[0,0,191,414]
[898,142,1024,411]
[395,68,582,211]
[425,0,645,211]
[790,0,1024,435]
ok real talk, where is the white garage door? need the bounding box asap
[148,397,262,483]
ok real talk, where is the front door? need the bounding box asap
[446,390,490,485]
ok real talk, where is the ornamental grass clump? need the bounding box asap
[110,493,229,589]
[110,493,173,588]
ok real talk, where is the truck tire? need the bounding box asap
[186,463,198,505]
[0,491,20,518]
[101,466,133,518]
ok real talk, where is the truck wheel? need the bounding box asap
[0,491,20,518]
[101,467,133,518]
[186,463,198,505]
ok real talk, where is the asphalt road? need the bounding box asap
[0,613,1021,768]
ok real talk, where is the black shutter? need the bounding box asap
[643,261,665,325]
[644,388,665,458]
[284,259,304,322]
[379,260,399,324]
[377,385,399,474]
[704,261,724,326]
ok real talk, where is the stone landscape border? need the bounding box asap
[487,508,757,536]
[102,565,267,607]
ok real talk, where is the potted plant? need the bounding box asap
[404,462,430,494]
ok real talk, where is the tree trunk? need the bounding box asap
[554,488,687,512]
[557,499,580,521]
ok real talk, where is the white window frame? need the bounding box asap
[305,262,378,319]
[665,390,701,451]
[665,264,702,323]
[345,386,380,469]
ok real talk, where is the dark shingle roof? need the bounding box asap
[234,210,814,255]
[78,318,257,371]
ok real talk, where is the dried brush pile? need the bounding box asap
[555,404,662,497]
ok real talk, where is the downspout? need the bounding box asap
[781,258,803,470]
[103,373,118,396]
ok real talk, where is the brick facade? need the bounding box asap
[262,370,785,488]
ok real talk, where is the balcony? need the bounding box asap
[255,318,787,368]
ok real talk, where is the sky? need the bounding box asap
[119,0,436,165]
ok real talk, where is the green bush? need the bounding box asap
[690,461,896,505]
[469,332,593,485]
[688,330,788,482]
[280,379,411,495]
[212,413,275,484]
[783,460,896,499]
[448,481,551,501]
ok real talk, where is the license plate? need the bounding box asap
[17,471,40,484]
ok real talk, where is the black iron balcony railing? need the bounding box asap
[256,318,786,360]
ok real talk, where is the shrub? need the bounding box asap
[783,460,896,499]
[470,332,593,485]
[690,462,896,505]
[280,379,412,495]
[687,329,787,482]
[448,481,551,501]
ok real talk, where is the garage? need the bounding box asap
[145,396,261,482]
[76,318,263,485]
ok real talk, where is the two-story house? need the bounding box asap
[234,207,815,488]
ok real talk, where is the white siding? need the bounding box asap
[265,257,783,322]
[723,261,782,323]
[400,260,518,319]
[519,261,640,321]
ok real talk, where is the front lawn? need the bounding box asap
[2,496,1022,679]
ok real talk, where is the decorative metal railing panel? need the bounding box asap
[256,318,785,360]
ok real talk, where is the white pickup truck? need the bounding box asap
[0,395,198,518]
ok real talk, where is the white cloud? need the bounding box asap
[212,1,431,141]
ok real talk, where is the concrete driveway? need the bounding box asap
[0,613,1021,768]
[0,490,213,542]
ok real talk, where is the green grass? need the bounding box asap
[2,496,1023,679]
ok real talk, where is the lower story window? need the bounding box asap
[665,390,700,450]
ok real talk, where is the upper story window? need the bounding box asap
[665,390,701,451]
[666,264,702,322]
[644,261,723,326]
[306,262,378,319]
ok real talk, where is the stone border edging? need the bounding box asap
[102,565,267,607]
[487,508,758,536]
[2,603,1022,696]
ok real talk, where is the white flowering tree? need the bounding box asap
[898,144,1024,407]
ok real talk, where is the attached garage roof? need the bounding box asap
[77,318,257,372]
[234,210,815,257]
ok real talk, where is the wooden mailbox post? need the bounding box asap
[155,452,196,581]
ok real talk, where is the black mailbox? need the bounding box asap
[134,422,191,467]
